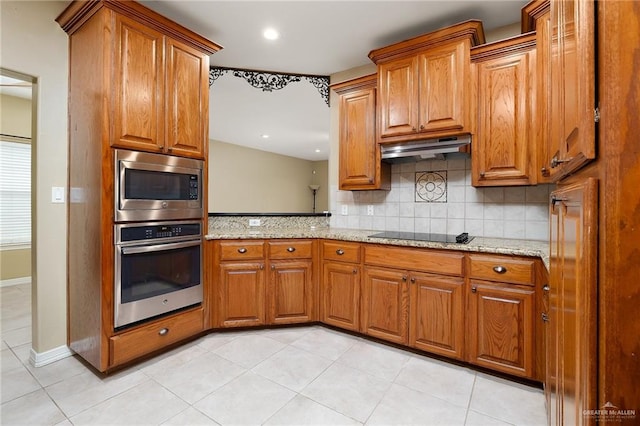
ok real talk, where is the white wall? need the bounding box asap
[1,1,69,354]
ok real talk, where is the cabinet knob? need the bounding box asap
[410,277,416,283]
[419,124,425,130]
[353,269,357,274]
[540,166,550,176]
[493,266,507,274]
[158,328,169,336]
[479,171,485,178]
[237,248,247,254]
[402,275,408,281]
[260,264,264,270]
[541,312,550,323]
[412,127,416,132]
[271,264,275,270]
[471,286,477,293]
[287,247,296,253]
[336,249,345,255]
[543,284,551,292]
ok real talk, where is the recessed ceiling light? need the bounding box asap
[261,134,270,139]
[315,149,321,153]
[263,28,279,40]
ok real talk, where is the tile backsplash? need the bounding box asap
[330,154,551,241]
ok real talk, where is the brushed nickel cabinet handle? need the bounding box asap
[479,171,485,178]
[493,266,507,274]
[471,286,477,293]
[410,277,416,283]
[271,264,275,270]
[543,284,551,292]
[336,249,345,255]
[260,264,264,270]
[287,247,296,252]
[541,313,549,323]
[237,248,247,254]
[158,328,169,336]
[550,155,572,168]
[402,275,408,281]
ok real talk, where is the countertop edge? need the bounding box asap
[205,228,550,271]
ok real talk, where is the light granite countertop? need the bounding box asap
[206,227,550,270]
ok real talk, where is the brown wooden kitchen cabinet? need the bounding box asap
[112,14,211,158]
[57,0,220,372]
[522,0,552,183]
[467,254,537,379]
[548,0,596,180]
[361,267,409,345]
[471,33,537,187]
[216,240,316,327]
[332,75,390,191]
[409,272,465,360]
[548,179,597,425]
[364,245,466,356]
[369,21,485,143]
[321,241,362,331]
[268,240,315,324]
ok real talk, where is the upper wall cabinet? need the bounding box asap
[58,0,221,159]
[522,0,552,183]
[471,33,537,187]
[548,0,596,180]
[332,75,390,191]
[369,21,485,143]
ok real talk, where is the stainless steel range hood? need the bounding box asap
[381,134,471,162]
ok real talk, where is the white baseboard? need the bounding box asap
[0,276,31,287]
[29,345,74,368]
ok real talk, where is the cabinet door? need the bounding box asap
[218,262,265,327]
[550,178,597,425]
[361,267,409,344]
[467,280,535,378]
[338,82,388,190]
[473,48,535,186]
[409,273,464,360]
[322,262,360,331]
[378,57,419,138]
[165,38,209,159]
[549,0,596,179]
[417,41,466,133]
[268,260,313,324]
[113,14,164,152]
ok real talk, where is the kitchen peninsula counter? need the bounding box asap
[205,227,549,269]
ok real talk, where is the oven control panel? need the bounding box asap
[118,222,201,242]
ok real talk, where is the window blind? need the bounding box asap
[0,139,31,248]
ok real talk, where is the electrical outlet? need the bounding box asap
[341,205,348,215]
[249,219,261,227]
[367,205,374,216]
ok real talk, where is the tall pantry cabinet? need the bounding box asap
[527,0,640,423]
[57,0,221,372]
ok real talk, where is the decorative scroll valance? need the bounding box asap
[209,66,330,107]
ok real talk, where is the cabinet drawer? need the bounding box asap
[110,308,203,367]
[469,254,535,286]
[365,245,464,276]
[220,241,265,261]
[269,240,313,259]
[322,240,361,263]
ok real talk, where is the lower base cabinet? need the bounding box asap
[269,260,313,324]
[218,262,266,327]
[466,280,535,378]
[361,267,409,344]
[322,261,361,331]
[409,273,465,360]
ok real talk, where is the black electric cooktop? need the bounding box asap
[368,231,474,244]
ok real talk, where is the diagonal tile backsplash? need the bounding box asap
[331,154,550,240]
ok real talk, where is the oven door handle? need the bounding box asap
[120,239,201,255]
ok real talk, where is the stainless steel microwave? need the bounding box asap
[114,149,203,222]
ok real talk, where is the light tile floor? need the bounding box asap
[1,283,547,425]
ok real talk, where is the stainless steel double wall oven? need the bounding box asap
[113,149,204,329]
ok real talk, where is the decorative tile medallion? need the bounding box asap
[415,171,447,202]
